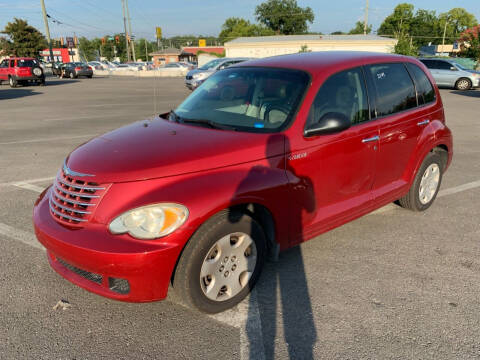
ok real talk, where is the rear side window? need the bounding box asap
[406,63,436,105]
[420,60,435,69]
[17,59,37,67]
[367,63,417,117]
[306,67,369,128]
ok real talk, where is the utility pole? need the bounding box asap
[125,0,136,61]
[363,0,369,35]
[442,17,449,52]
[121,0,130,61]
[145,40,148,62]
[40,0,55,62]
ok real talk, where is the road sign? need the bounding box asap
[199,39,206,47]
[108,37,114,41]
[66,37,74,48]
[156,27,162,39]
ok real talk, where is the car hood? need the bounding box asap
[65,116,284,184]
[186,69,214,77]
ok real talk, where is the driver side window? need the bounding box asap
[305,67,369,129]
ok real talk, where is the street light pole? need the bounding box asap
[40,0,54,62]
[121,0,130,61]
[363,0,369,35]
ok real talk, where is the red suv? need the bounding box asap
[0,57,45,87]
[33,52,452,313]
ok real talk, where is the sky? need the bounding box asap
[0,0,479,40]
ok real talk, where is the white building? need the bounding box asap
[225,34,398,58]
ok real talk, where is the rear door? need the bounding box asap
[365,62,426,204]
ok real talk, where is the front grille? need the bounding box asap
[186,75,193,80]
[57,258,102,284]
[49,169,110,226]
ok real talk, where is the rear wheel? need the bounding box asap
[69,72,75,79]
[173,210,266,313]
[455,78,472,90]
[398,152,443,211]
[9,76,17,88]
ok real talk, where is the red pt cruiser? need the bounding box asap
[34,52,452,313]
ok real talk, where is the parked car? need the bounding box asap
[419,58,480,90]
[33,51,452,314]
[88,61,106,70]
[62,62,93,79]
[161,62,189,70]
[185,57,250,90]
[0,57,45,87]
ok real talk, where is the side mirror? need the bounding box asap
[450,66,458,71]
[304,112,351,137]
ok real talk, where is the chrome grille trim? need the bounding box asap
[50,196,92,214]
[54,182,99,198]
[57,177,105,191]
[49,202,87,222]
[49,168,111,226]
[53,192,96,206]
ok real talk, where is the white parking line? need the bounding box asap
[0,134,96,145]
[438,180,480,197]
[12,182,45,193]
[0,222,44,250]
[0,176,54,187]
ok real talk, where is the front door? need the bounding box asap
[0,59,8,80]
[285,66,378,245]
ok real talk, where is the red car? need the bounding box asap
[33,52,452,313]
[0,57,45,87]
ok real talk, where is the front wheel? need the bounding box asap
[455,78,472,90]
[69,72,75,79]
[173,210,266,313]
[398,152,443,211]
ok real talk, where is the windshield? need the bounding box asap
[18,59,38,67]
[174,67,309,132]
[199,58,223,70]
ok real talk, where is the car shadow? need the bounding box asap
[229,134,317,359]
[450,90,480,98]
[0,88,39,100]
[43,79,80,86]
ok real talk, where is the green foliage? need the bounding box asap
[255,0,314,35]
[135,38,157,61]
[348,21,371,35]
[1,18,47,57]
[459,25,480,61]
[394,32,418,56]
[219,17,274,43]
[439,8,478,40]
[378,3,415,36]
[298,44,311,52]
[330,31,346,35]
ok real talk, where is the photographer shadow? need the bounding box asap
[230,134,317,359]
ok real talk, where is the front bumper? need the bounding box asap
[33,187,182,302]
[185,78,203,90]
[472,77,480,88]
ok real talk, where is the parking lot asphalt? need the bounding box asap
[1,76,479,360]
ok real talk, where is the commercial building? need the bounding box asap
[224,34,398,58]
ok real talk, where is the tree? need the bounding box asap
[439,8,478,46]
[330,31,346,35]
[378,3,415,36]
[348,21,372,34]
[394,32,417,56]
[409,9,440,46]
[1,18,46,57]
[219,17,274,43]
[459,25,480,61]
[255,0,314,35]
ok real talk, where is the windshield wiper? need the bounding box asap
[181,118,237,131]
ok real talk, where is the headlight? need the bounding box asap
[109,203,188,240]
[193,72,208,80]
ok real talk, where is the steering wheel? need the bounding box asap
[262,103,291,125]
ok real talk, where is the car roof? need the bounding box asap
[234,51,410,76]
[5,57,36,60]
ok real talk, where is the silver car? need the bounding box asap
[419,58,480,90]
[185,57,250,90]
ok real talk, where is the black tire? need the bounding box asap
[398,152,443,211]
[455,77,472,90]
[173,210,267,313]
[69,71,75,79]
[9,76,17,88]
[87,75,93,78]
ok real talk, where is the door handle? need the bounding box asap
[362,135,379,143]
[417,119,430,126]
